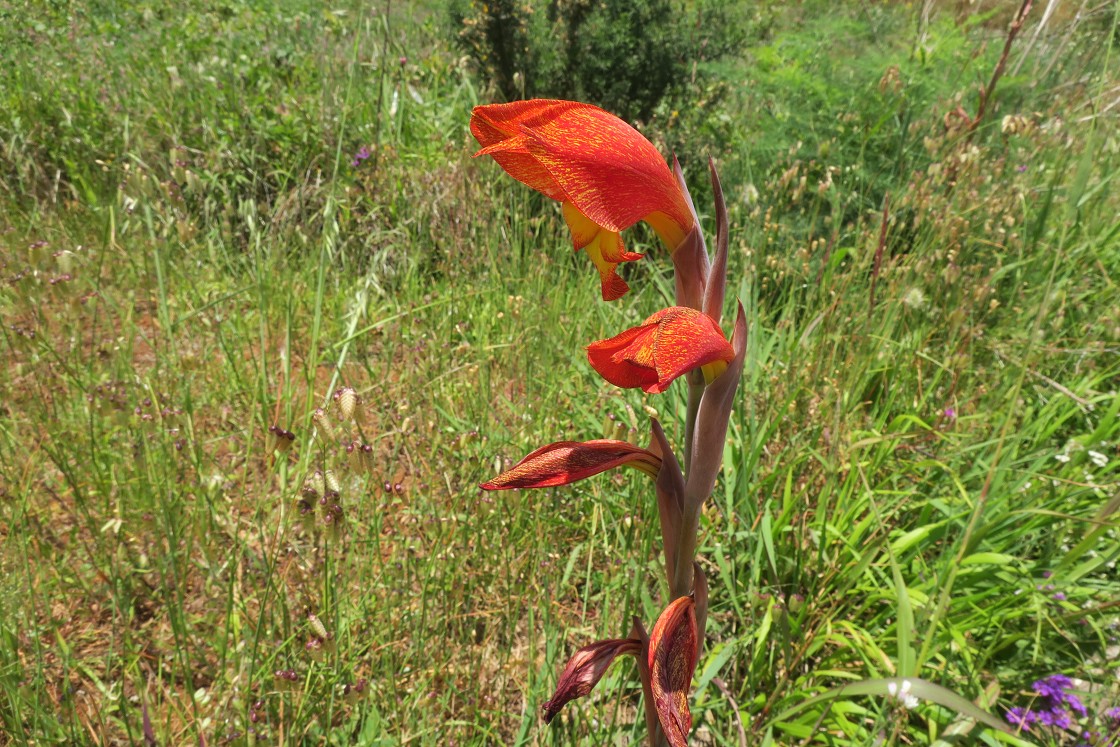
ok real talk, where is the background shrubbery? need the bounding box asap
[0,1,1118,745]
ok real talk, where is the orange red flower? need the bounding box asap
[586,307,735,394]
[471,99,695,300]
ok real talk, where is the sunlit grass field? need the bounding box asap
[1,1,1118,745]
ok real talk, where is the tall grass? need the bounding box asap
[0,0,1117,745]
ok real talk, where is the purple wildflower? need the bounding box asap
[351,146,372,168]
[1017,164,1028,172]
[1066,692,1087,718]
[1033,674,1071,702]
[1007,706,1040,731]
[943,407,956,419]
[1038,708,1074,730]
[1053,592,1067,601]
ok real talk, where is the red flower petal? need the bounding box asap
[541,638,641,724]
[470,100,573,201]
[648,597,699,747]
[517,103,693,237]
[586,307,735,393]
[480,440,662,490]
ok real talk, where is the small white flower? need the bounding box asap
[1055,453,1071,463]
[888,680,920,710]
[1088,450,1108,467]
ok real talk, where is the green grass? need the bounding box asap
[1,0,1118,745]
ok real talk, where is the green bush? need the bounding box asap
[449,0,742,122]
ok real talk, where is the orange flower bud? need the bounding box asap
[480,439,661,490]
[587,307,734,394]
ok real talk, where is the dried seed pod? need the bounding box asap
[347,440,363,472]
[343,678,368,703]
[305,471,325,498]
[54,249,75,274]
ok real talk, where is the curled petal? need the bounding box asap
[480,440,662,490]
[542,638,641,724]
[587,307,735,394]
[649,597,700,747]
[470,99,572,201]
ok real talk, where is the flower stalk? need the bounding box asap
[474,99,747,746]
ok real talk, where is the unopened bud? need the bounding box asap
[542,638,641,723]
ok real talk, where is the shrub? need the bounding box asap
[449,0,742,122]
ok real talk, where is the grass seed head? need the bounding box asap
[312,407,336,440]
[333,387,359,422]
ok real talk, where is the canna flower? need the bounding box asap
[471,99,695,301]
[587,306,734,394]
[649,596,700,747]
[542,637,641,723]
[480,439,662,490]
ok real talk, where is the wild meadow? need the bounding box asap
[0,0,1118,744]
